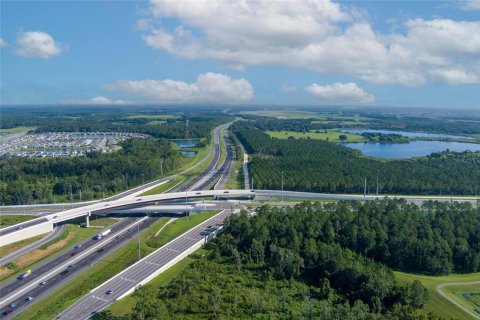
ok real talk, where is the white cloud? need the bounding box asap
[140,0,480,86]
[305,82,375,104]
[461,0,480,11]
[0,37,7,47]
[104,72,254,103]
[64,96,132,105]
[16,31,65,59]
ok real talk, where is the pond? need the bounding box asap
[343,140,480,159]
[173,139,198,148]
[342,129,472,140]
[180,150,197,157]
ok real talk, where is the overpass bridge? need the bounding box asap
[0,189,255,247]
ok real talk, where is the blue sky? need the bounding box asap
[1,0,479,109]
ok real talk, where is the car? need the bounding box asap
[223,191,230,194]
[106,289,114,294]
[68,264,75,268]
[2,309,13,315]
[8,303,16,308]
[97,248,105,253]
[136,198,142,201]
[74,244,82,249]
[70,251,77,256]
[60,270,69,275]
[39,281,47,285]
[25,296,34,301]
[53,215,58,218]
[196,192,202,195]
[104,204,110,207]
[16,226,23,230]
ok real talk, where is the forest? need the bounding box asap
[234,123,480,195]
[93,199,479,319]
[0,138,181,204]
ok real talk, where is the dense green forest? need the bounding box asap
[234,123,480,195]
[0,138,180,204]
[1,107,232,141]
[93,199,479,319]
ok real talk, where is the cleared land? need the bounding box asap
[266,129,364,142]
[395,271,480,320]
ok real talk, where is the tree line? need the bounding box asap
[93,199,475,319]
[0,138,181,204]
[233,123,480,195]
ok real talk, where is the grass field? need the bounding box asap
[0,215,37,229]
[146,120,166,125]
[443,283,480,317]
[0,126,36,134]
[395,271,480,320]
[14,211,219,320]
[266,129,364,142]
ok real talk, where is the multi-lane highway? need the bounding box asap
[0,217,157,318]
[57,209,236,320]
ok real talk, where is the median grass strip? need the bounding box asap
[0,234,46,258]
[0,218,116,284]
[140,176,185,196]
[14,211,219,320]
[395,271,480,320]
[0,215,37,229]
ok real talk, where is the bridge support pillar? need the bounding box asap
[86,212,90,227]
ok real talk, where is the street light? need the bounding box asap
[141,173,145,195]
[281,171,284,203]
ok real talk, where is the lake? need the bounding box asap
[180,150,197,157]
[344,141,480,159]
[173,139,198,148]
[342,129,472,140]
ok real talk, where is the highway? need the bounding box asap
[0,217,156,318]
[57,209,235,320]
[0,225,66,266]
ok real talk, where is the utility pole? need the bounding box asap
[376,171,379,197]
[251,177,254,190]
[125,172,128,188]
[141,173,145,195]
[160,160,164,176]
[364,178,367,197]
[79,190,82,203]
[281,171,284,203]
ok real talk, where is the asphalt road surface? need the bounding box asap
[0,217,157,319]
[0,218,49,237]
[57,209,235,320]
[0,225,66,266]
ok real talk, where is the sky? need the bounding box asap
[1,0,479,109]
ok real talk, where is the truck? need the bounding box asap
[17,269,32,280]
[93,228,111,240]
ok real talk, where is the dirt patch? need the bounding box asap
[12,229,77,267]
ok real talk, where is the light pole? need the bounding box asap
[141,173,145,195]
[137,221,141,261]
[281,171,284,203]
[376,170,379,197]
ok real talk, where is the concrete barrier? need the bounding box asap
[0,221,53,247]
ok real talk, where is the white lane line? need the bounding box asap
[0,218,147,308]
